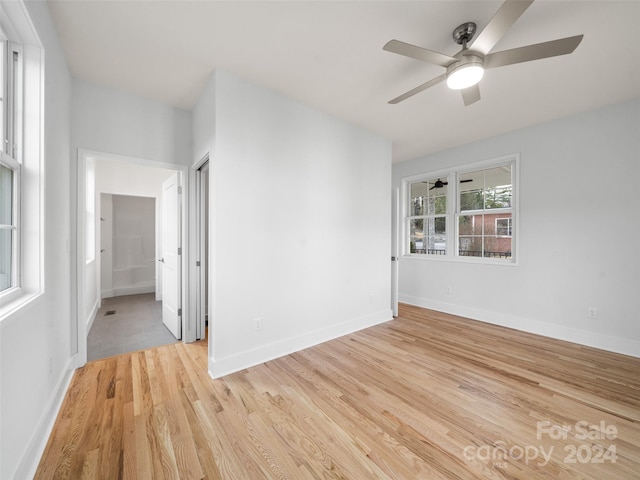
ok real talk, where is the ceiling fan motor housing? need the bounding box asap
[453,22,477,46]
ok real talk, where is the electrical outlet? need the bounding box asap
[446,286,453,294]
[587,307,598,319]
[254,317,262,331]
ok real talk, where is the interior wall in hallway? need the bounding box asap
[102,194,156,297]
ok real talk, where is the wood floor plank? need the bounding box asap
[35,304,640,479]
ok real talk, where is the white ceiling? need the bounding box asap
[47,0,640,163]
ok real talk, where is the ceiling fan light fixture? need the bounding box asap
[446,55,484,90]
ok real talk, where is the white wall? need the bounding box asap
[111,195,156,295]
[393,99,640,357]
[196,71,393,377]
[0,1,73,478]
[72,79,192,166]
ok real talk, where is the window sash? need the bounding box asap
[0,38,22,295]
[407,175,449,255]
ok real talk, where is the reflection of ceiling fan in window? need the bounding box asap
[423,178,472,190]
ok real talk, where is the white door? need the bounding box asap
[391,187,400,317]
[161,173,182,339]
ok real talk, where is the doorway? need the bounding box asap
[195,159,209,341]
[74,150,189,366]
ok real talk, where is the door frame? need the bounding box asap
[73,149,190,367]
[191,154,210,342]
[391,187,400,317]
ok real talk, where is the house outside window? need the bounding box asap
[403,155,517,263]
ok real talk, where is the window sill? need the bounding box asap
[0,288,42,324]
[402,253,518,266]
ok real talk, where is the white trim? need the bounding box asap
[11,357,75,480]
[191,154,210,341]
[112,284,155,297]
[208,309,394,379]
[85,295,99,333]
[399,295,640,359]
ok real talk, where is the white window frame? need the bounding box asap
[0,0,44,317]
[402,154,519,265]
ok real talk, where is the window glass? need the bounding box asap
[458,164,513,259]
[408,177,448,255]
[0,163,13,291]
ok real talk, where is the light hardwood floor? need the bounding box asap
[35,304,640,479]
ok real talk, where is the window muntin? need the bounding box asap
[403,157,516,263]
[407,177,448,255]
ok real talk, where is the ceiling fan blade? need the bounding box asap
[388,73,446,104]
[460,179,473,183]
[470,0,534,55]
[461,84,481,106]
[484,35,583,69]
[383,39,457,67]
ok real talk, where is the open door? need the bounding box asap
[196,161,209,340]
[161,173,182,339]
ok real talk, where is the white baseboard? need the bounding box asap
[112,284,155,297]
[399,294,640,359]
[208,309,393,379]
[86,297,100,333]
[13,357,75,480]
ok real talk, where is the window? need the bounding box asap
[407,177,448,255]
[0,0,44,314]
[496,218,512,237]
[403,155,517,263]
[0,38,21,293]
[458,164,514,260]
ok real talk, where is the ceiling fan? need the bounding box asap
[423,178,472,190]
[383,0,583,105]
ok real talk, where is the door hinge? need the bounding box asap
[178,308,182,317]
[178,247,182,255]
[196,260,201,267]
[178,186,183,195]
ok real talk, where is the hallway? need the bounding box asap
[87,293,178,361]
